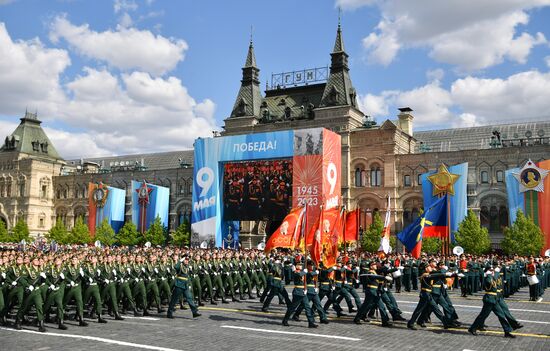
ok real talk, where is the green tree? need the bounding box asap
[0,220,9,242]
[422,237,442,254]
[11,218,30,243]
[361,212,384,252]
[454,210,491,255]
[117,222,140,246]
[171,220,190,247]
[145,216,166,246]
[95,219,116,246]
[501,209,544,256]
[68,217,92,244]
[47,220,69,244]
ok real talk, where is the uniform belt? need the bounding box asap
[432,284,442,288]
[306,284,315,287]
[273,277,282,280]
[421,288,432,292]
[485,292,497,295]
[367,285,378,289]
[176,277,188,281]
[496,289,503,292]
[321,282,330,285]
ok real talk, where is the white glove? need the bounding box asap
[135,278,139,283]
[446,272,453,277]
[155,268,159,274]
[315,288,319,293]
[141,267,146,272]
[79,268,84,277]
[443,266,448,271]
[11,281,17,286]
[112,269,117,275]
[303,268,308,273]
[127,268,131,273]
[104,279,110,284]
[355,279,360,284]
[40,272,47,279]
[1,272,5,279]
[28,285,34,291]
[59,272,65,280]
[332,266,337,270]
[50,284,56,290]
[385,276,393,281]
[343,265,348,270]
[70,281,76,287]
[315,270,320,274]
[89,277,93,283]
[458,273,465,278]
[97,269,101,276]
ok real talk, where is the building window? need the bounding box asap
[39,216,45,228]
[56,189,61,199]
[496,170,504,183]
[6,181,11,197]
[370,167,382,187]
[179,184,185,194]
[418,174,423,186]
[403,175,411,187]
[41,185,48,198]
[480,171,489,184]
[355,168,362,187]
[19,182,25,197]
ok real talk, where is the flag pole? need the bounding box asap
[447,193,451,256]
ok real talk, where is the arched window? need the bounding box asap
[496,170,504,183]
[355,168,362,187]
[489,206,499,232]
[370,166,382,187]
[480,171,489,184]
[499,206,508,230]
[418,174,423,186]
[19,182,25,197]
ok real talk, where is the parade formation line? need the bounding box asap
[0,327,184,351]
[220,325,362,341]
[395,300,550,314]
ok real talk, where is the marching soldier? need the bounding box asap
[282,261,317,328]
[44,256,68,329]
[63,256,88,327]
[167,255,201,319]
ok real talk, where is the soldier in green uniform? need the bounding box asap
[44,256,68,329]
[0,256,6,325]
[292,261,328,324]
[118,255,141,316]
[101,255,124,320]
[130,255,150,316]
[167,255,201,319]
[63,255,89,327]
[2,255,26,326]
[281,261,317,328]
[317,262,344,317]
[407,265,455,330]
[354,261,392,327]
[144,254,164,312]
[15,256,47,332]
[209,253,230,303]
[402,254,412,292]
[197,254,216,304]
[468,266,515,338]
[261,255,291,312]
[82,255,107,323]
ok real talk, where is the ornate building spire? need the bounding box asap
[230,38,262,118]
[320,20,357,108]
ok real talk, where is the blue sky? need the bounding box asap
[0,0,549,158]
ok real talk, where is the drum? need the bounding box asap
[392,270,402,278]
[527,275,539,286]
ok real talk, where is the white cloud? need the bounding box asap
[335,0,376,10]
[49,15,187,76]
[0,22,216,157]
[114,0,137,13]
[354,0,550,70]
[0,22,69,115]
[426,68,445,82]
[360,70,550,129]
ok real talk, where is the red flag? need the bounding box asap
[344,208,360,243]
[307,208,341,266]
[309,209,323,264]
[264,207,305,252]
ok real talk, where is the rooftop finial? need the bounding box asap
[338,6,342,29]
[250,25,254,46]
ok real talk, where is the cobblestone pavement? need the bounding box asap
[1,288,549,351]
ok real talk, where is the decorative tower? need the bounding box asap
[229,39,263,118]
[320,20,358,108]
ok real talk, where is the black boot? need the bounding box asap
[308,322,318,328]
[14,318,22,330]
[38,320,46,333]
[98,316,107,324]
[222,298,230,304]
[58,319,68,330]
[504,332,516,338]
[192,312,202,318]
[78,316,88,327]
[114,313,125,321]
[210,298,217,305]
[158,307,166,313]
[282,320,289,326]
[133,309,142,317]
[143,309,151,316]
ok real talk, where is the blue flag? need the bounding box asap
[397,195,448,258]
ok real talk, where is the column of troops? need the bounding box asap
[0,244,549,338]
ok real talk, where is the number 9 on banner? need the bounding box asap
[196,167,214,197]
[327,162,337,195]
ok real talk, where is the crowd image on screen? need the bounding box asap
[223,160,292,221]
